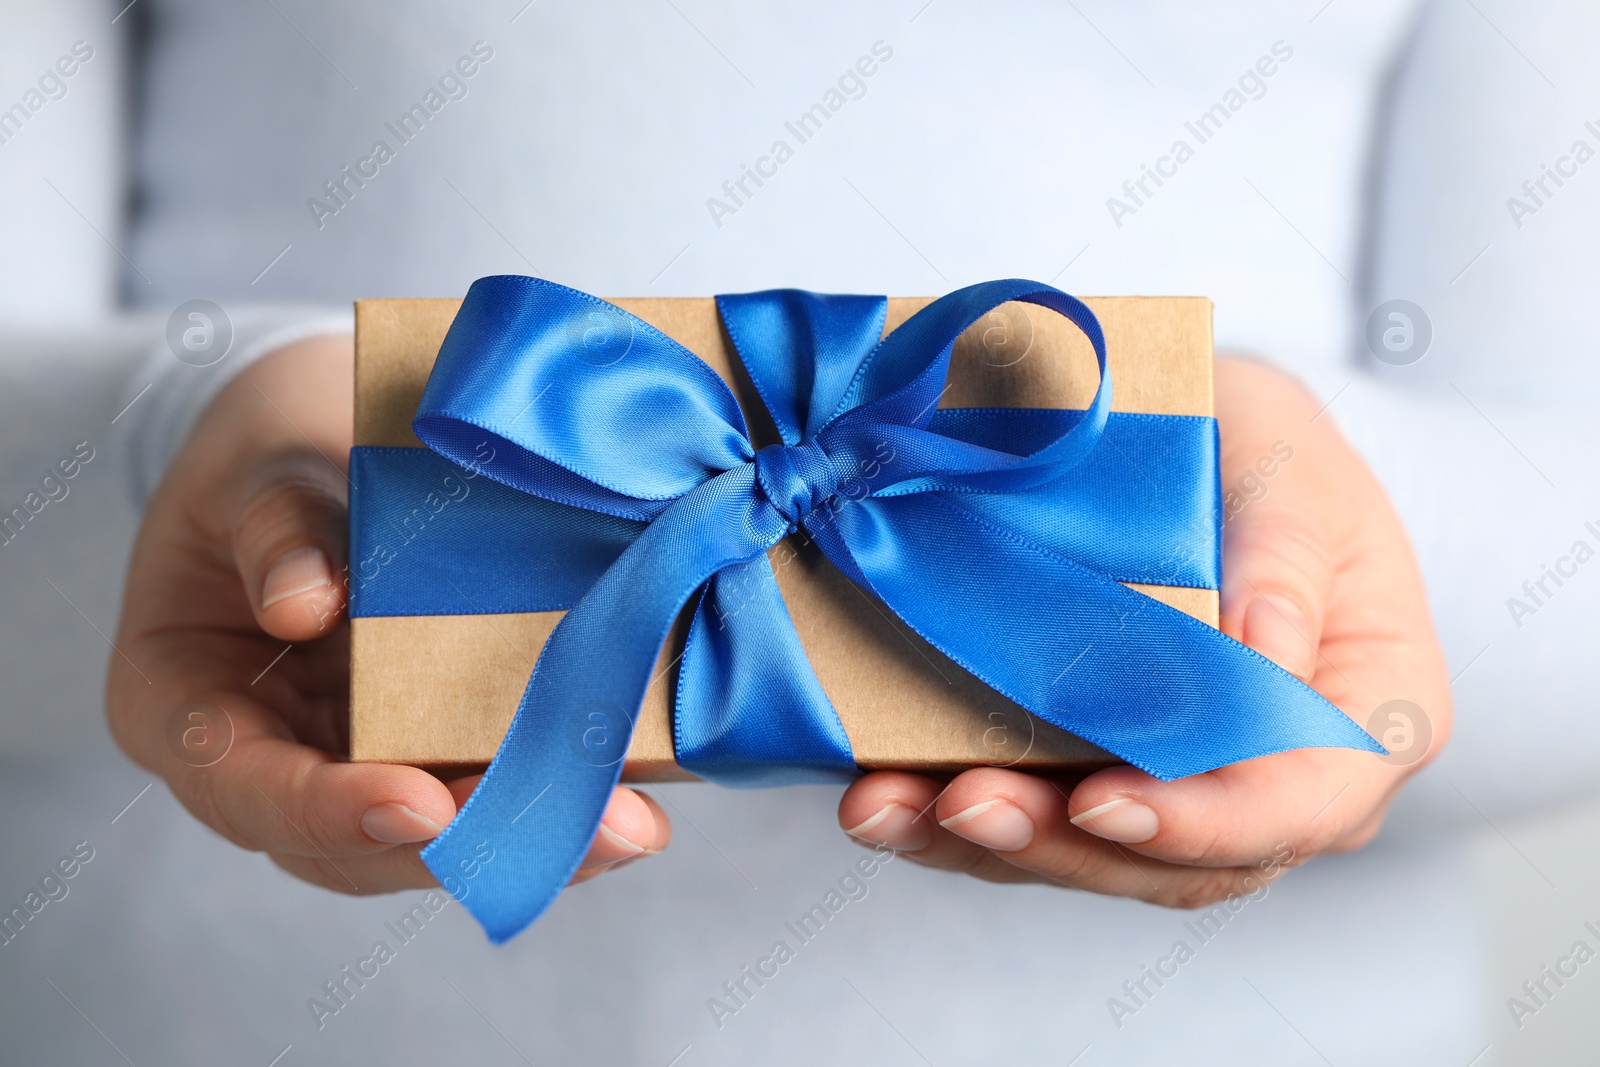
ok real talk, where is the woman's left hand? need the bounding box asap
[836,357,1451,906]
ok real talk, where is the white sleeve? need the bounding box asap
[121,306,352,508]
[1296,368,1600,826]
[1321,1,1600,823]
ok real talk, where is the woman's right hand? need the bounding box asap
[107,335,671,895]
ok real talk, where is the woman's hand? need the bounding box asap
[837,356,1451,906]
[107,337,670,896]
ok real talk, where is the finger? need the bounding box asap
[572,788,672,882]
[162,690,457,860]
[1062,748,1396,867]
[838,771,1041,884]
[280,784,673,892]
[230,455,349,643]
[270,844,434,896]
[1214,361,1354,682]
[440,777,670,884]
[1219,470,1336,682]
[931,768,1283,907]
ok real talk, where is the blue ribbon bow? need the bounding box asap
[348,275,1381,943]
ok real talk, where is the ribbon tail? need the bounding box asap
[824,494,1383,780]
[422,466,789,942]
[675,557,857,787]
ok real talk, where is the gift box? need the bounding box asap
[347,276,1386,943]
[348,288,1220,780]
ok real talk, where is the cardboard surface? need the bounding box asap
[350,295,1217,779]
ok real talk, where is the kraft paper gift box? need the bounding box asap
[348,294,1217,780]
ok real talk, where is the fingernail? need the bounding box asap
[361,802,445,844]
[575,858,640,878]
[938,798,1034,852]
[596,822,655,859]
[262,546,333,608]
[1069,798,1159,844]
[1244,593,1314,680]
[580,823,658,875]
[845,802,933,852]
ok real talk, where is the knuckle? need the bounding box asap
[1039,842,1099,887]
[1290,782,1369,859]
[280,763,353,855]
[1323,804,1390,855]
[1157,868,1251,910]
[231,475,345,560]
[177,768,256,852]
[912,843,1016,885]
[1162,821,1229,867]
[270,853,372,896]
[941,844,1000,877]
[1295,819,1344,859]
[104,680,154,770]
[1330,820,1382,853]
[1237,514,1333,591]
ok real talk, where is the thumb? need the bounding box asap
[1219,446,1335,682]
[231,456,349,641]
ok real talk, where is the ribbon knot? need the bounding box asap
[348,274,1385,944]
[753,440,840,529]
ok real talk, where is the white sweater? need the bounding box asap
[3,0,1597,1061]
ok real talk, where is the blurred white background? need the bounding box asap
[4,0,1600,1062]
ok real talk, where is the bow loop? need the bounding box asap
[415,275,755,521]
[825,281,1114,496]
[715,290,887,443]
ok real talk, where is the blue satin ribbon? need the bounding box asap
[348,275,1382,943]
